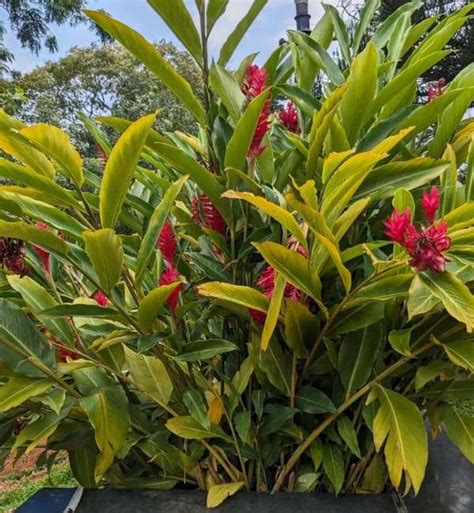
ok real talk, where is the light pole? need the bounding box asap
[294,0,311,33]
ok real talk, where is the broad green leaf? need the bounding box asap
[166,416,230,441]
[393,188,415,215]
[372,1,421,49]
[234,411,251,443]
[7,275,73,344]
[207,0,229,35]
[373,385,427,494]
[0,129,55,178]
[257,338,291,396]
[353,158,449,202]
[124,346,173,405]
[353,0,380,52]
[295,386,335,414]
[284,300,318,358]
[37,388,66,416]
[223,190,306,248]
[0,299,56,377]
[198,282,270,314]
[209,63,245,122]
[443,407,474,464]
[218,0,267,66]
[339,42,378,145]
[330,302,385,335]
[207,482,244,508]
[253,242,324,312]
[358,454,387,494]
[260,404,295,436]
[135,175,187,283]
[261,273,285,351]
[322,443,344,495]
[85,11,206,125]
[224,90,270,171]
[337,415,361,458]
[323,4,350,64]
[0,158,80,208]
[83,229,124,293]
[40,304,118,318]
[415,360,452,391]
[138,283,182,331]
[442,340,474,373]
[12,413,61,454]
[0,220,67,254]
[80,386,130,479]
[147,0,202,64]
[175,339,238,362]
[345,274,414,308]
[333,198,370,242]
[20,124,83,186]
[100,113,156,228]
[0,377,53,412]
[183,390,210,430]
[388,329,411,356]
[407,274,440,319]
[338,324,381,396]
[418,271,474,332]
[401,16,439,56]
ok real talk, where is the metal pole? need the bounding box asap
[294,0,311,33]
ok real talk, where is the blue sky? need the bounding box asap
[0,0,340,73]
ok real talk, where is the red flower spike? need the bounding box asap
[50,336,79,362]
[33,222,50,273]
[421,186,440,224]
[191,194,227,235]
[158,220,177,265]
[159,266,182,312]
[384,209,412,245]
[0,237,28,276]
[279,101,300,134]
[242,65,269,99]
[249,99,271,159]
[94,291,108,308]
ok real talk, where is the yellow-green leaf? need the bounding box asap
[166,416,230,441]
[207,482,244,508]
[442,340,474,373]
[0,220,67,254]
[138,283,182,332]
[0,377,53,412]
[198,282,269,314]
[443,407,474,464]
[261,273,285,351]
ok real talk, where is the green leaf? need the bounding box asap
[337,415,361,458]
[218,0,267,66]
[7,275,73,344]
[100,113,156,228]
[329,302,385,335]
[258,339,291,397]
[418,271,474,333]
[147,0,202,64]
[223,190,307,248]
[138,284,182,332]
[135,175,187,283]
[183,390,210,430]
[175,339,238,362]
[393,188,415,215]
[207,482,244,508]
[124,346,173,405]
[40,304,118,318]
[339,42,378,145]
[0,377,53,412]
[85,11,206,125]
[20,124,83,186]
[80,386,130,480]
[388,329,412,356]
[415,360,451,391]
[338,324,381,396]
[253,242,324,312]
[407,274,440,318]
[166,416,230,441]
[442,340,474,373]
[295,386,335,414]
[234,411,251,443]
[0,158,80,208]
[83,229,124,293]
[323,4,350,65]
[0,299,56,378]
[443,407,474,464]
[261,273,285,351]
[0,220,67,254]
[345,274,414,308]
[284,300,318,358]
[198,282,270,314]
[12,413,61,454]
[207,0,229,35]
[373,385,427,494]
[209,63,245,122]
[322,443,344,495]
[224,90,270,171]
[260,404,295,436]
[353,0,380,52]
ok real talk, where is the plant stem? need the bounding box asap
[271,340,434,493]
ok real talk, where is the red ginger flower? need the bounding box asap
[242,64,268,99]
[50,336,79,362]
[421,186,440,224]
[0,237,28,277]
[249,99,271,158]
[94,291,108,307]
[279,101,300,134]
[428,78,446,102]
[384,209,412,245]
[33,222,50,273]
[191,194,227,235]
[159,266,182,312]
[158,220,177,265]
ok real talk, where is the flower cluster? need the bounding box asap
[428,78,446,102]
[242,64,271,158]
[157,220,182,312]
[279,101,300,134]
[384,186,451,273]
[0,237,28,277]
[191,194,227,235]
[94,291,108,307]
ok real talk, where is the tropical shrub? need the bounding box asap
[0,0,473,507]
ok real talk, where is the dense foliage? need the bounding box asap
[0,0,473,507]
